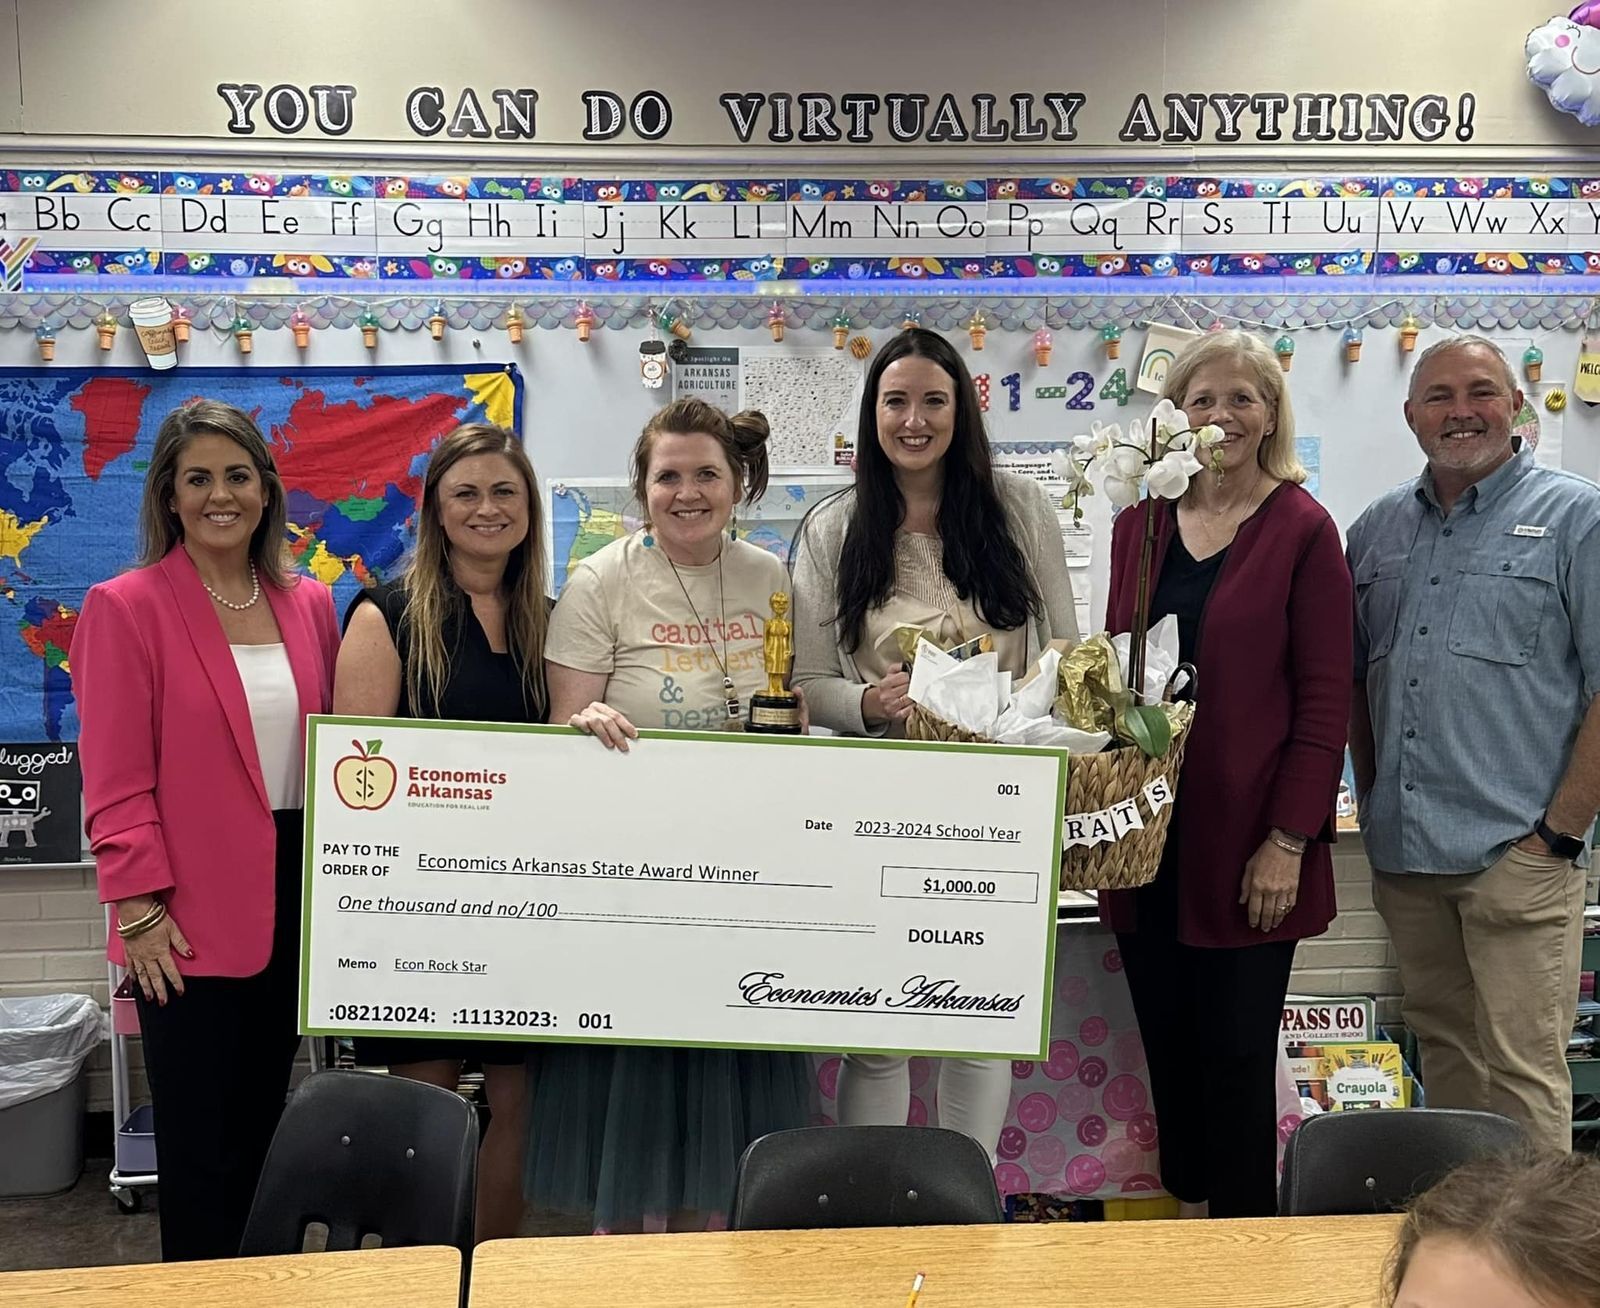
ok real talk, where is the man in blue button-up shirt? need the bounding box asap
[1348,335,1600,1154]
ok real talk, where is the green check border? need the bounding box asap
[301,714,1064,1061]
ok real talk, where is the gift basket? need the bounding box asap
[905,399,1223,892]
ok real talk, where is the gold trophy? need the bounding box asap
[747,592,803,734]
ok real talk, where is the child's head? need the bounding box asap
[1389,1152,1600,1308]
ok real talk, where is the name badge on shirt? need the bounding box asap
[1510,524,1549,537]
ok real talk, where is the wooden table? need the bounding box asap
[472,1216,1403,1308]
[0,1245,462,1308]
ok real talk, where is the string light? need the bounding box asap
[831,311,852,350]
[232,311,254,355]
[1523,344,1544,382]
[34,322,56,362]
[767,302,787,342]
[290,307,312,350]
[1100,322,1122,359]
[428,299,448,342]
[966,310,988,350]
[93,309,117,352]
[171,304,193,345]
[1398,312,1421,353]
[574,302,596,342]
[1031,327,1053,367]
[1274,334,1295,371]
[358,307,380,349]
[1342,325,1364,363]
[504,304,525,344]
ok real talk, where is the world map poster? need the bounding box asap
[0,364,522,742]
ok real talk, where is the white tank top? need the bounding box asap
[229,643,303,810]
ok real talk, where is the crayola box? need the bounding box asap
[1286,1042,1404,1111]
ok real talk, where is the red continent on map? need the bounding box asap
[269,387,467,501]
[71,377,152,479]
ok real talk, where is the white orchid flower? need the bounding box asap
[1195,424,1226,447]
[1149,399,1190,440]
[1104,473,1144,508]
[1049,448,1078,481]
[1152,454,1203,505]
[1105,446,1146,479]
[1165,446,1204,477]
[1166,429,1196,452]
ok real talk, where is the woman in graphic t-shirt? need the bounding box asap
[526,398,813,1231]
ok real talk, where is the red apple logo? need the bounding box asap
[334,739,397,811]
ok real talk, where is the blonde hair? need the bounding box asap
[630,398,771,512]
[137,400,292,585]
[1387,1153,1600,1307]
[401,423,548,717]
[1160,329,1307,485]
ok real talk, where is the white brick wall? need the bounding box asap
[1,845,1412,1115]
[0,863,139,1113]
[1291,848,1404,1025]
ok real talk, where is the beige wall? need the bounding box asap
[4,0,1589,161]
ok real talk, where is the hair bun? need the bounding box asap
[730,409,770,449]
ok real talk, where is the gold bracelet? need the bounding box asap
[116,900,167,940]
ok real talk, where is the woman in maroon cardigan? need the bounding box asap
[1102,330,1352,1218]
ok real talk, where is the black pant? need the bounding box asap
[134,811,304,1262]
[1116,928,1297,1217]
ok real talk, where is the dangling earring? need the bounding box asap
[729,509,738,541]
[642,521,655,548]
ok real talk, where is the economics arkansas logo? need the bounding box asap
[333,739,397,811]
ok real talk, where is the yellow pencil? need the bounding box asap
[904,1271,926,1308]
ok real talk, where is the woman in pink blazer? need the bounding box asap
[74,400,338,1262]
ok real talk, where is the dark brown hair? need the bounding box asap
[630,397,770,510]
[137,399,291,585]
[831,327,1039,652]
[1387,1152,1600,1307]
[402,423,548,718]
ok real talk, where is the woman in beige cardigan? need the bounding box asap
[790,328,1078,1157]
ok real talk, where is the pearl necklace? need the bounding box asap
[201,562,260,611]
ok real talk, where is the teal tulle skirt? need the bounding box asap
[524,1044,815,1230]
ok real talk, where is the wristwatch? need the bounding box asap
[1534,815,1586,861]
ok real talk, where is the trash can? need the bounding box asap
[0,994,105,1197]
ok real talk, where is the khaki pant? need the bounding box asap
[1374,845,1584,1155]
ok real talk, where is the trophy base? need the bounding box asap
[747,692,803,734]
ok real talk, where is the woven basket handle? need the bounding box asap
[1163,662,1198,704]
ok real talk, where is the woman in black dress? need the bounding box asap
[333,422,550,1240]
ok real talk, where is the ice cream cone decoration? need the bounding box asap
[359,308,380,349]
[1032,327,1053,368]
[504,305,525,345]
[1523,344,1544,382]
[427,300,448,342]
[94,309,117,352]
[171,305,193,345]
[290,308,312,350]
[1275,334,1295,371]
[232,313,254,355]
[574,302,596,343]
[1100,322,1122,359]
[901,308,922,331]
[766,302,787,342]
[34,324,55,362]
[966,311,988,350]
[1398,312,1421,353]
[1343,325,1364,363]
[657,307,691,340]
[831,312,851,349]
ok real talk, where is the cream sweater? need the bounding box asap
[790,470,1081,736]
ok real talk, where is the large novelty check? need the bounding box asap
[301,718,1064,1059]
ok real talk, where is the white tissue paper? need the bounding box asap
[910,642,1113,751]
[1111,614,1187,703]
